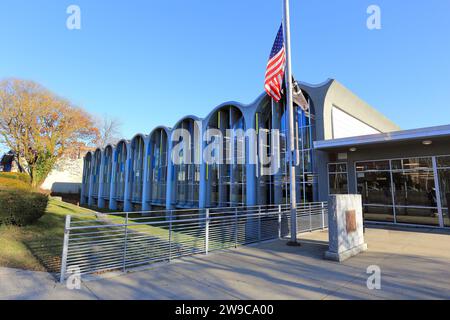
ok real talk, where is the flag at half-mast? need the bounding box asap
[264,24,286,102]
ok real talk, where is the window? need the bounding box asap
[437,156,450,227]
[207,108,246,207]
[437,156,450,168]
[150,130,168,204]
[355,160,390,172]
[114,142,127,201]
[328,163,348,195]
[356,168,394,222]
[391,157,432,171]
[102,147,113,198]
[355,157,446,227]
[392,170,438,226]
[131,137,145,202]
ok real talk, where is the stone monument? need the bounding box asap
[325,194,368,262]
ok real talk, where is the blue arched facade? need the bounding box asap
[81,87,319,211]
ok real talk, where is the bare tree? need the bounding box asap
[95,114,122,148]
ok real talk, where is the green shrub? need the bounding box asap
[0,177,31,191]
[0,190,48,226]
[0,172,31,184]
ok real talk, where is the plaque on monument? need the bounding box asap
[346,210,357,233]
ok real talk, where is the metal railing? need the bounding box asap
[59,202,328,282]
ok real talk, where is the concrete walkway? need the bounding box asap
[1,226,450,300]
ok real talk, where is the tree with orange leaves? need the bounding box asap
[0,79,98,187]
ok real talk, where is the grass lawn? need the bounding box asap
[0,198,96,272]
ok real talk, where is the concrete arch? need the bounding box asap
[169,115,203,208]
[130,133,147,145]
[116,139,130,148]
[204,104,247,208]
[254,94,272,114]
[150,126,171,141]
[104,144,113,153]
[81,151,93,205]
[146,126,170,207]
[91,148,102,198]
[113,140,128,205]
[203,102,248,127]
[129,134,146,206]
[101,145,114,203]
[172,115,202,132]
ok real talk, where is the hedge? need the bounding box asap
[0,177,30,191]
[0,189,48,226]
[0,174,48,226]
[0,172,31,184]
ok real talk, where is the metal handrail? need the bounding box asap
[59,202,328,282]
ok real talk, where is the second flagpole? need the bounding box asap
[283,0,300,246]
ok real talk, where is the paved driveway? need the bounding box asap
[1,226,450,300]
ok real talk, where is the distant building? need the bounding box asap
[41,144,94,194]
[40,157,84,194]
[1,146,94,195]
[80,78,450,229]
[0,151,19,172]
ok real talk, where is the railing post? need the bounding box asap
[309,203,312,231]
[278,205,282,239]
[258,206,261,242]
[234,207,238,248]
[122,212,129,272]
[205,209,210,255]
[168,210,172,261]
[321,202,325,230]
[59,215,71,283]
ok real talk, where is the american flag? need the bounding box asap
[264,24,286,102]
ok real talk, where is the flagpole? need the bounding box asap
[283,0,299,246]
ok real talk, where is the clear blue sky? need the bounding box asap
[1,0,449,152]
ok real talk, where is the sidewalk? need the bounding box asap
[1,226,449,300]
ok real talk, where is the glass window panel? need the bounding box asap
[392,171,436,207]
[390,160,401,170]
[336,163,347,172]
[438,168,450,227]
[357,172,393,205]
[392,157,433,171]
[304,182,316,203]
[102,151,112,198]
[328,163,347,173]
[115,143,127,200]
[254,101,317,206]
[149,130,167,204]
[328,164,337,173]
[437,156,450,169]
[392,170,439,226]
[355,156,450,227]
[443,209,450,228]
[363,205,395,223]
[357,171,394,222]
[329,173,348,194]
[395,207,439,226]
[301,151,313,173]
[356,161,390,171]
